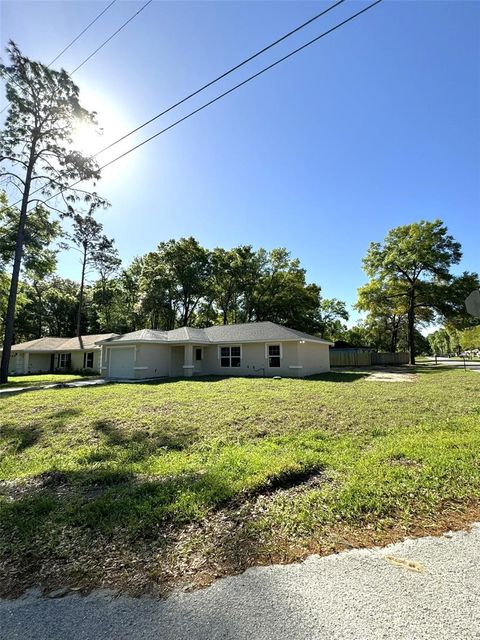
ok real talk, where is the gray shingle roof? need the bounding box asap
[99,322,332,346]
[204,322,332,344]
[5,334,117,352]
[100,329,167,343]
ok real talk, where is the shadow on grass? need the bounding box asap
[0,462,324,597]
[306,371,369,383]
[92,419,194,462]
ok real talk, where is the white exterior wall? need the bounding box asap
[297,341,330,376]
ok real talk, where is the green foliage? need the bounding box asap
[0,42,107,380]
[0,192,60,279]
[358,220,477,362]
[459,325,480,351]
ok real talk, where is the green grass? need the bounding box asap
[1,367,480,596]
[0,373,99,389]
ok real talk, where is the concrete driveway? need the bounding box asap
[2,524,479,640]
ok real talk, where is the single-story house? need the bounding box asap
[3,334,117,375]
[97,321,332,380]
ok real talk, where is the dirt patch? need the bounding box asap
[365,367,416,383]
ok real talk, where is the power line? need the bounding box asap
[48,0,118,66]
[99,0,384,170]
[70,0,153,75]
[29,0,385,210]
[1,0,152,116]
[94,0,346,156]
[1,0,118,115]
[13,0,346,207]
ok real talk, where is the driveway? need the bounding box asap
[2,524,479,640]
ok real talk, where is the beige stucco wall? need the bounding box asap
[201,341,302,377]
[134,344,170,379]
[100,340,331,380]
[169,346,184,377]
[297,341,330,376]
[27,353,52,373]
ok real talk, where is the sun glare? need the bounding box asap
[71,89,129,158]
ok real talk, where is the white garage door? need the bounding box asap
[108,348,135,379]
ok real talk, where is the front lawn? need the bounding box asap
[1,367,479,597]
[0,373,99,390]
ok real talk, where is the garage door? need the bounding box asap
[108,348,135,379]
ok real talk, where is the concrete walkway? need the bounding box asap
[0,378,109,396]
[2,524,479,640]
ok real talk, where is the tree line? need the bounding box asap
[1,43,479,383]
[0,207,350,341]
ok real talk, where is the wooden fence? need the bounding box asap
[330,350,409,367]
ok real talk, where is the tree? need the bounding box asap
[361,220,463,364]
[0,191,61,339]
[63,208,116,337]
[0,42,105,381]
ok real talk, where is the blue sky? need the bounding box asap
[1,0,479,325]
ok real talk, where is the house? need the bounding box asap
[4,334,117,375]
[97,322,332,379]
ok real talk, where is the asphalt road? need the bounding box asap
[425,357,480,371]
[2,524,480,640]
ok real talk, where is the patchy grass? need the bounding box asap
[0,373,99,390]
[0,368,480,597]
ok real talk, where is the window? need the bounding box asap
[268,344,281,368]
[220,346,241,368]
[58,353,71,369]
[84,352,94,369]
[195,348,202,361]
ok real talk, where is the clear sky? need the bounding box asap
[1,0,479,325]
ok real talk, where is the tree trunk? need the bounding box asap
[407,289,416,365]
[33,281,43,338]
[0,144,36,383]
[76,244,87,338]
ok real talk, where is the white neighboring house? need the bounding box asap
[97,322,332,380]
[3,334,117,375]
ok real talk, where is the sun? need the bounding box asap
[70,89,129,158]
[71,119,104,156]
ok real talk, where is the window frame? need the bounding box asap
[58,353,71,369]
[218,345,242,368]
[195,347,203,362]
[84,351,94,369]
[265,343,282,368]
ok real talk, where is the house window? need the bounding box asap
[268,344,281,367]
[84,352,94,369]
[195,348,202,361]
[58,353,71,369]
[220,346,241,368]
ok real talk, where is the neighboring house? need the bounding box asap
[3,334,117,375]
[97,321,332,380]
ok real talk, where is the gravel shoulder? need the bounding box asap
[2,523,480,640]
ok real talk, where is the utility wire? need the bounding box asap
[49,0,118,66]
[99,0,384,170]
[29,0,384,210]
[70,0,153,75]
[13,0,346,206]
[95,0,346,156]
[0,0,152,115]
